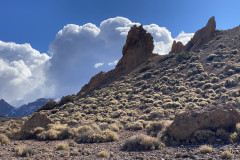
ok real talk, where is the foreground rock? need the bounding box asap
[19,112,53,139]
[167,105,240,140]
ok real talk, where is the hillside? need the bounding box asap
[1,17,240,159]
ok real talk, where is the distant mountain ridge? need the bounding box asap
[0,99,14,117]
[0,98,54,117]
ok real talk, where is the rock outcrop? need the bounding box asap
[167,105,240,140]
[77,25,155,98]
[19,112,53,139]
[185,16,216,51]
[116,25,154,71]
[169,40,185,54]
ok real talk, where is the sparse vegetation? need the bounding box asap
[14,145,34,157]
[221,151,233,159]
[56,142,70,150]
[122,134,163,151]
[199,145,213,153]
[0,134,10,145]
[97,150,110,158]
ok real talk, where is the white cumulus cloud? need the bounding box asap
[0,40,53,106]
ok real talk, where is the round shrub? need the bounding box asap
[122,134,163,151]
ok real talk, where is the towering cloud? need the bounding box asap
[0,17,193,106]
[0,41,53,106]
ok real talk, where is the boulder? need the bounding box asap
[169,40,185,54]
[20,112,53,138]
[185,16,216,51]
[167,105,240,140]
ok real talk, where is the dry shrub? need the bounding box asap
[36,124,71,140]
[216,129,230,143]
[15,145,34,157]
[236,123,240,132]
[0,134,10,145]
[199,145,212,153]
[148,110,164,120]
[108,124,120,132]
[122,134,163,151]
[146,121,171,137]
[146,121,163,137]
[37,129,59,140]
[194,130,215,144]
[126,122,143,130]
[163,102,181,108]
[97,150,110,158]
[221,151,233,159]
[74,124,119,143]
[56,142,69,150]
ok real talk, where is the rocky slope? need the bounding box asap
[1,17,240,159]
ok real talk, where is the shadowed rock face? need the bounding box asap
[185,16,216,51]
[77,25,155,98]
[167,105,240,140]
[116,25,154,71]
[169,40,185,54]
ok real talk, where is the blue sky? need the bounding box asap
[1,0,239,53]
[0,0,239,106]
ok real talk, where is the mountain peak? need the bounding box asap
[185,16,216,51]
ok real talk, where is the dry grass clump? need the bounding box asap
[146,121,163,137]
[14,145,34,157]
[216,129,230,143]
[97,150,110,158]
[0,134,10,145]
[56,142,70,150]
[220,150,233,159]
[74,124,119,143]
[146,121,172,137]
[193,130,215,144]
[108,124,120,132]
[199,145,213,153]
[121,134,163,151]
[126,122,144,130]
[36,124,71,140]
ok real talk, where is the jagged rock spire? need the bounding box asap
[116,25,154,71]
[185,16,216,51]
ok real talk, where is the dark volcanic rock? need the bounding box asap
[185,16,216,51]
[169,40,185,54]
[167,105,240,140]
[116,25,154,71]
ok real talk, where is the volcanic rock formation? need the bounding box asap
[116,25,154,71]
[77,25,155,98]
[169,40,185,54]
[185,16,216,51]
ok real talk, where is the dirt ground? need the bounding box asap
[1,130,240,160]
